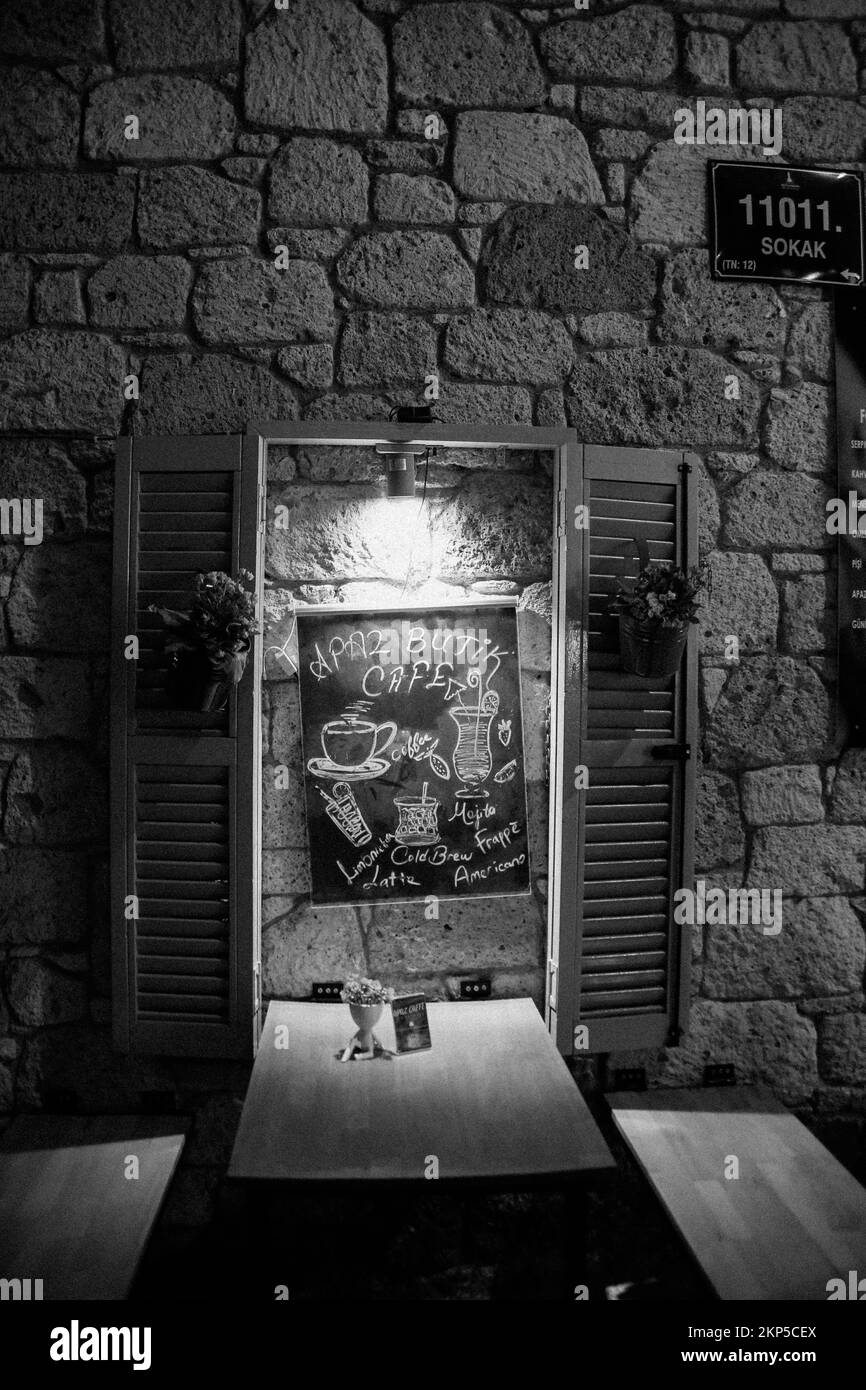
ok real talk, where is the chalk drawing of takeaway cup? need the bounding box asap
[320,714,397,773]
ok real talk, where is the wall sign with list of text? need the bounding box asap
[710,162,864,288]
[834,288,866,745]
[296,603,532,905]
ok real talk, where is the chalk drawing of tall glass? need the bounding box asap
[449,679,500,800]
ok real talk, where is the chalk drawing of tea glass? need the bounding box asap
[307,713,397,781]
[449,687,500,800]
[393,783,440,846]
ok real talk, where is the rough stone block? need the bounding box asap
[736,23,857,94]
[685,30,730,87]
[337,232,475,309]
[741,764,823,826]
[245,0,388,134]
[33,271,85,326]
[261,848,310,897]
[88,255,191,329]
[0,172,135,251]
[7,543,110,652]
[437,476,551,581]
[819,1012,866,1085]
[699,551,778,655]
[267,485,437,583]
[786,303,831,381]
[658,998,818,1105]
[660,248,785,351]
[633,143,763,245]
[781,574,833,653]
[339,312,437,386]
[4,746,106,841]
[723,472,833,549]
[136,353,298,434]
[0,69,79,166]
[829,748,866,823]
[262,761,307,849]
[434,384,532,425]
[393,3,544,106]
[453,112,603,203]
[0,331,124,433]
[268,229,347,262]
[109,0,242,69]
[444,309,572,385]
[17,1025,168,1112]
[85,77,236,160]
[262,902,363,997]
[581,86,688,132]
[578,312,648,347]
[706,655,833,767]
[565,348,761,449]
[364,139,443,174]
[0,255,31,334]
[367,896,542,976]
[781,96,866,163]
[542,6,677,84]
[277,344,333,391]
[192,258,334,344]
[0,0,104,60]
[269,139,368,226]
[703,897,865,1001]
[7,958,87,1027]
[695,768,744,872]
[0,441,87,539]
[0,848,88,944]
[138,167,260,249]
[373,174,455,224]
[483,205,655,314]
[593,128,653,160]
[764,383,831,473]
[748,825,866,894]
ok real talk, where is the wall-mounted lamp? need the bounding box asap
[375,441,428,499]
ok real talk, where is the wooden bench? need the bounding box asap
[0,1114,188,1300]
[608,1085,866,1301]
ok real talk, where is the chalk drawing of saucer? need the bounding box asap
[307,756,391,781]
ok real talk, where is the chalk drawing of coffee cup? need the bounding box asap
[309,714,398,780]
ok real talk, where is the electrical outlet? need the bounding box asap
[459,977,491,999]
[312,981,343,1002]
[703,1063,737,1087]
[611,1068,647,1092]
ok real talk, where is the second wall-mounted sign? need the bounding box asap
[296,602,531,905]
[709,162,864,289]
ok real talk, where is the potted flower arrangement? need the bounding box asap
[149,569,258,712]
[340,975,395,1060]
[608,542,706,679]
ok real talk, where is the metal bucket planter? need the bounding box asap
[619,615,689,679]
[165,645,237,712]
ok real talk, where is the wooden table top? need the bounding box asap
[228,999,615,1186]
[0,1114,188,1300]
[609,1085,866,1301]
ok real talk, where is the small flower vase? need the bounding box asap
[349,1002,384,1053]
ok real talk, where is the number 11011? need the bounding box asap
[739,195,832,231]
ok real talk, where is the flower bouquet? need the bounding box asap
[608,548,705,678]
[149,569,258,712]
[339,975,395,1062]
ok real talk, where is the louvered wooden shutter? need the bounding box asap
[111,435,264,1057]
[549,446,697,1054]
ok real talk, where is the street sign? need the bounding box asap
[710,162,864,289]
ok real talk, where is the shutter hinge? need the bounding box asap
[556,489,566,537]
[258,482,267,534]
[254,961,262,1015]
[547,959,558,1011]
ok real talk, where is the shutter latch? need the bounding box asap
[650,742,691,761]
[556,489,566,537]
[253,961,262,1015]
[547,959,558,1010]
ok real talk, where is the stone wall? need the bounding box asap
[1,0,866,1217]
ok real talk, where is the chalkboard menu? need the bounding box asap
[834,289,866,744]
[296,603,532,905]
